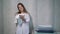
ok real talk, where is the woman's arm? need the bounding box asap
[25,14,30,23]
[19,13,30,23]
[20,14,30,23]
[19,15,26,22]
[23,14,30,23]
[14,14,19,26]
[14,14,19,23]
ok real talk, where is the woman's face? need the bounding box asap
[18,5,24,12]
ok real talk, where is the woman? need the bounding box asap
[14,3,31,34]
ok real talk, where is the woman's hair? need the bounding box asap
[17,3,28,14]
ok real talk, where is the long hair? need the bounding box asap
[17,3,28,14]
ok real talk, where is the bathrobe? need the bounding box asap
[14,13,33,34]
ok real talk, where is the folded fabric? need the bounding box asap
[34,25,54,33]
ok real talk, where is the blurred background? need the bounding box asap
[0,0,60,34]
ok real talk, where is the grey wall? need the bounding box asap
[37,0,53,26]
[3,0,18,34]
[0,0,3,34]
[54,0,60,34]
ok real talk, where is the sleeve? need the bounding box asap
[25,14,30,23]
[14,14,19,23]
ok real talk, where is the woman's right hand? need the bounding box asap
[19,15,24,19]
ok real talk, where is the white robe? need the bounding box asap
[14,13,30,34]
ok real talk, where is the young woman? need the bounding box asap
[14,3,31,34]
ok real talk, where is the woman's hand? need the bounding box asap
[19,15,24,19]
[19,15,26,22]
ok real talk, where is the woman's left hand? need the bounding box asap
[19,15,26,22]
